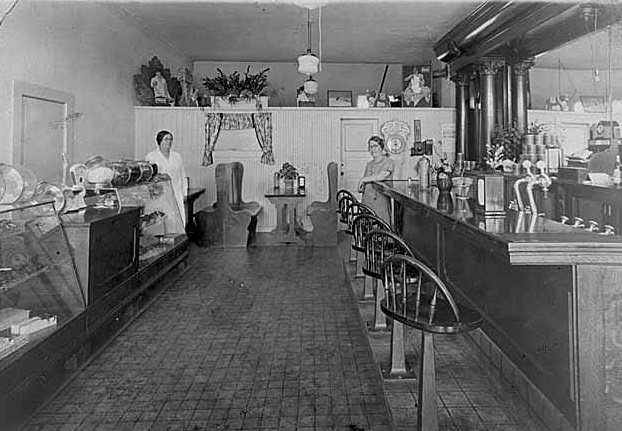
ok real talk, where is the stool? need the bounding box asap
[364,228,415,342]
[344,202,374,264]
[381,254,483,431]
[351,214,392,301]
[337,189,357,229]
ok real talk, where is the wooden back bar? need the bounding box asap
[377,179,622,431]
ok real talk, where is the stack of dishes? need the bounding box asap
[0,163,38,205]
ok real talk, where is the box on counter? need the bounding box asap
[557,167,589,182]
[0,308,30,332]
[10,316,57,336]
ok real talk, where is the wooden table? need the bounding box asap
[265,188,306,244]
[184,187,205,238]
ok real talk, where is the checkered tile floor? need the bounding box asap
[24,245,392,431]
[23,239,549,430]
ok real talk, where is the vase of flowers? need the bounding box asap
[203,66,270,109]
[278,162,298,190]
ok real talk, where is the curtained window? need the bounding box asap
[202,112,275,166]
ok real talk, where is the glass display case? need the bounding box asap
[0,201,84,364]
[115,177,186,264]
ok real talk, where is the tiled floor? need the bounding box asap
[341,238,548,431]
[22,239,549,431]
[23,245,392,431]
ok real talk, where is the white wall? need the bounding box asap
[194,60,455,108]
[530,67,622,111]
[135,107,455,231]
[0,0,192,166]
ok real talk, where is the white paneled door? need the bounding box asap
[339,118,378,196]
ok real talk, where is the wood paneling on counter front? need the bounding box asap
[135,107,453,231]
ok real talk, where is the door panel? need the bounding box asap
[340,118,378,195]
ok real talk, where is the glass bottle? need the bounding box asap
[613,155,621,186]
[417,155,430,188]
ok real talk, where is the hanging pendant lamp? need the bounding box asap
[297,9,319,75]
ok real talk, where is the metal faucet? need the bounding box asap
[525,161,553,216]
[512,160,535,213]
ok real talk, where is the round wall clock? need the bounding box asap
[386,135,406,154]
[380,120,410,155]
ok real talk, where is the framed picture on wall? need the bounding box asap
[402,64,432,107]
[327,90,353,107]
[579,95,606,113]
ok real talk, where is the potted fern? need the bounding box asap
[203,66,270,109]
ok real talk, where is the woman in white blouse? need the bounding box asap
[146,130,187,227]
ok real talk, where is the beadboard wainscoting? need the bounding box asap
[134,107,454,232]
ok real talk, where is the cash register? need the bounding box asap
[559,120,620,181]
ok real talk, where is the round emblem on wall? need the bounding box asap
[386,135,406,154]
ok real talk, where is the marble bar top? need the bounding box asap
[375,179,622,265]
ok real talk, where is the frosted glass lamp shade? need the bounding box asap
[303,79,318,94]
[297,53,319,75]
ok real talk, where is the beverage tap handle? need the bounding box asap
[522,160,534,177]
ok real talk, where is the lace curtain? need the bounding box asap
[202,112,274,166]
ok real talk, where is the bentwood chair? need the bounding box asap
[351,214,392,300]
[381,254,483,431]
[336,189,357,228]
[344,202,374,263]
[364,228,414,336]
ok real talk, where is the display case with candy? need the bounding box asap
[0,201,84,363]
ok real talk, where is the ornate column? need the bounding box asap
[512,57,535,133]
[451,72,470,160]
[477,57,504,165]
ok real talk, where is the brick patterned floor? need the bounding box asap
[24,245,393,431]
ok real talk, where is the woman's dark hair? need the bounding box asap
[368,135,385,149]
[156,130,172,145]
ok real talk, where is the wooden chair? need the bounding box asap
[364,228,414,335]
[351,214,392,301]
[345,202,374,264]
[336,189,357,229]
[381,254,483,431]
[196,162,262,247]
[306,162,338,246]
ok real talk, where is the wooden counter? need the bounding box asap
[377,180,622,431]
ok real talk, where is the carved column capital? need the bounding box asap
[512,57,535,76]
[450,72,470,87]
[477,57,505,76]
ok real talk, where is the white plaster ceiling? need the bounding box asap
[104,0,621,70]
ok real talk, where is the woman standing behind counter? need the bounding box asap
[358,135,394,222]
[146,130,187,227]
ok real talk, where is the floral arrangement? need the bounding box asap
[202,66,270,104]
[433,157,453,175]
[527,121,544,135]
[490,122,523,163]
[278,162,298,180]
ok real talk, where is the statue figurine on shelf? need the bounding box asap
[151,71,174,105]
[402,67,431,107]
[178,68,199,107]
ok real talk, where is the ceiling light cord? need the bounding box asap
[318,6,322,72]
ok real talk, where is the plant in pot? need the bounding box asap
[489,122,524,173]
[278,162,298,189]
[202,66,270,107]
